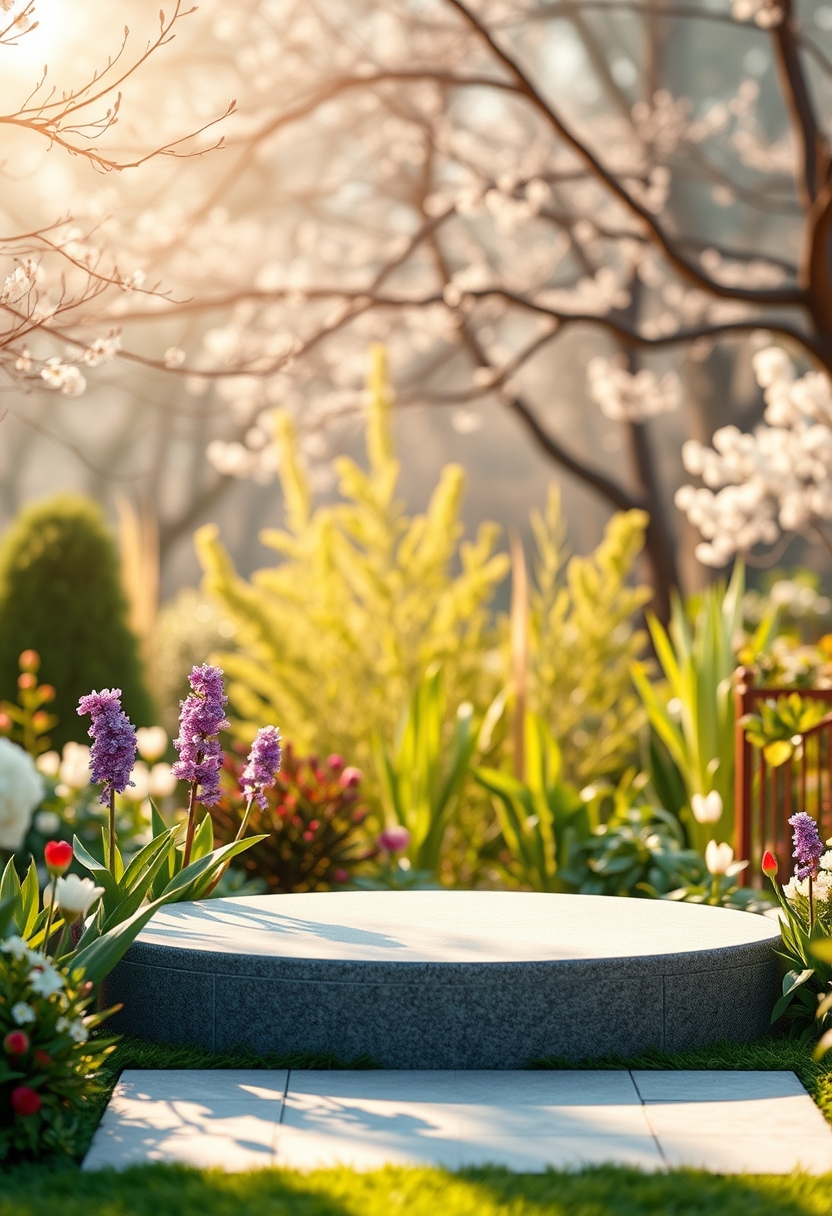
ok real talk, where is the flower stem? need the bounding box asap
[42,875,58,956]
[234,796,255,844]
[183,779,199,868]
[810,873,815,933]
[205,797,254,898]
[108,789,116,874]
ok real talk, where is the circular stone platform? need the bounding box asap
[100,891,781,1068]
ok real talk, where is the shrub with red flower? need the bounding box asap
[210,741,373,892]
[0,938,116,1161]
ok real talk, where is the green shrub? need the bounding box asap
[196,347,509,801]
[528,489,651,786]
[0,496,154,748]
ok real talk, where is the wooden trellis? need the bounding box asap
[734,669,832,886]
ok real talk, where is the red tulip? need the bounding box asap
[762,850,778,878]
[44,840,73,876]
[3,1031,29,1056]
[11,1087,41,1116]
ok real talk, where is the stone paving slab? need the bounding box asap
[82,1068,832,1175]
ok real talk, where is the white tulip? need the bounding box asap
[122,760,151,802]
[58,742,92,790]
[55,874,104,923]
[705,840,748,877]
[136,727,168,762]
[149,762,178,799]
[0,738,43,851]
[36,750,60,777]
[691,790,723,824]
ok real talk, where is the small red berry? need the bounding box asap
[34,1050,53,1069]
[11,1087,41,1116]
[44,839,73,875]
[18,649,40,673]
[3,1031,29,1056]
[17,672,37,690]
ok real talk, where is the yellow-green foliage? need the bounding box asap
[196,347,510,786]
[528,489,651,785]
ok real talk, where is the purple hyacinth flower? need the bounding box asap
[789,811,825,881]
[171,664,230,806]
[241,725,282,810]
[77,688,137,805]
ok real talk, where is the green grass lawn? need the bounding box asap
[3,1032,832,1216]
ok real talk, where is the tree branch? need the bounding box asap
[441,0,807,308]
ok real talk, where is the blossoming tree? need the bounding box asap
[7,0,832,606]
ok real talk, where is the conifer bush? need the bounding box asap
[0,495,154,748]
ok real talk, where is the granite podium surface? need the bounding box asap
[99,891,781,1068]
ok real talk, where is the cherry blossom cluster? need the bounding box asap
[676,347,832,566]
[587,356,682,424]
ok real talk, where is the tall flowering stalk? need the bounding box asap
[77,689,137,873]
[238,726,282,840]
[789,811,825,931]
[172,665,229,867]
[207,726,281,895]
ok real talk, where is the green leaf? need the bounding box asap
[72,836,122,907]
[190,813,215,863]
[771,968,816,1024]
[764,740,794,768]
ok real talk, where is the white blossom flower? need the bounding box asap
[821,850,832,872]
[122,760,151,803]
[705,840,747,876]
[39,358,86,396]
[1,936,38,962]
[12,1002,36,1025]
[58,742,92,790]
[135,727,168,762]
[0,738,43,850]
[68,1020,89,1044]
[149,763,178,799]
[55,875,105,923]
[587,355,682,424]
[34,810,61,835]
[676,348,832,566]
[1,265,35,305]
[691,791,723,824]
[36,751,60,777]
[28,962,65,997]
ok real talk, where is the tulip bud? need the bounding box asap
[377,825,411,853]
[11,1086,41,1116]
[691,791,723,825]
[762,850,778,878]
[44,839,73,876]
[705,839,735,876]
[3,1031,29,1056]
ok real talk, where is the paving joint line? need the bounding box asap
[629,1068,668,1170]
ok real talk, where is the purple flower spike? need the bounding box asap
[789,811,825,880]
[172,664,230,806]
[241,725,282,810]
[77,688,137,805]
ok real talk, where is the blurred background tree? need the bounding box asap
[0,495,155,747]
[4,0,832,616]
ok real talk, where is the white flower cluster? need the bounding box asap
[587,355,682,423]
[40,358,86,397]
[675,346,832,566]
[0,738,43,851]
[784,849,832,904]
[731,0,783,26]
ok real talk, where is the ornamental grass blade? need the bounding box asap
[19,859,39,938]
[72,836,122,908]
[0,894,18,940]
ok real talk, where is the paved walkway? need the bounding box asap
[82,1069,832,1174]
